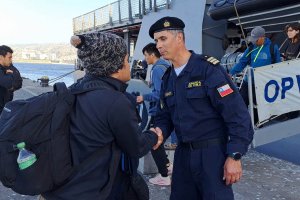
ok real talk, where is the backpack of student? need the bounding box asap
[0,82,74,195]
[0,80,120,196]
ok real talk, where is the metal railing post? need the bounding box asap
[154,0,157,12]
[248,67,255,128]
[138,0,142,18]
[93,12,96,29]
[248,66,256,148]
[128,0,133,22]
[142,0,146,15]
[166,0,170,9]
[149,0,153,11]
[118,0,122,23]
[109,4,113,26]
[81,17,84,32]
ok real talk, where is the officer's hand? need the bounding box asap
[136,96,144,103]
[223,157,242,185]
[150,127,163,150]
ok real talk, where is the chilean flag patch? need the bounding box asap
[217,84,233,97]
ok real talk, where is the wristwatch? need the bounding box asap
[228,152,242,161]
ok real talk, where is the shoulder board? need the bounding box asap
[200,55,220,66]
[161,66,172,80]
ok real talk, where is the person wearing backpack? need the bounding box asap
[136,43,173,186]
[229,26,281,123]
[41,32,163,200]
[0,45,23,113]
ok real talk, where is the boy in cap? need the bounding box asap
[41,32,163,200]
[149,16,254,199]
[229,26,281,123]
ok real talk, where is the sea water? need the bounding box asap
[14,62,75,86]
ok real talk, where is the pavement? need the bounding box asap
[1,78,300,200]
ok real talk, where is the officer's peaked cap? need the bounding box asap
[149,16,185,39]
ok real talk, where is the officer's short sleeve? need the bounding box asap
[205,64,254,155]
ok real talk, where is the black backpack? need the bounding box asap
[0,81,120,196]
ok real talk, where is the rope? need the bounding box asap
[233,0,248,48]
[48,69,79,83]
[279,38,288,50]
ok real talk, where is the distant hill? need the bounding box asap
[10,43,77,64]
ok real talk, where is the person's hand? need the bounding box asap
[150,127,163,150]
[70,35,81,47]
[6,69,13,74]
[136,96,144,103]
[223,157,242,185]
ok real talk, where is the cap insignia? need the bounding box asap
[164,21,171,28]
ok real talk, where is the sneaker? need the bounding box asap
[149,174,171,186]
[167,162,173,175]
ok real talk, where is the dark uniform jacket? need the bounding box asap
[44,75,157,200]
[155,52,254,155]
[0,64,22,113]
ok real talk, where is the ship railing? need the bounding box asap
[73,0,172,34]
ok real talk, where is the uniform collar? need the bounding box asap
[82,74,128,92]
[173,50,195,75]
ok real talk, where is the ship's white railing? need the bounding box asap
[73,0,172,34]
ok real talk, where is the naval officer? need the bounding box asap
[149,16,254,199]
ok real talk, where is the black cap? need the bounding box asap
[149,16,185,39]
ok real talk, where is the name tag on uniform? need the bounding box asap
[217,84,233,97]
[187,81,201,88]
[164,91,173,97]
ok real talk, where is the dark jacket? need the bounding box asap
[8,65,23,101]
[0,64,22,113]
[0,65,14,112]
[155,52,254,155]
[44,75,157,200]
[284,40,300,60]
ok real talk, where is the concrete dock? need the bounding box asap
[1,78,300,200]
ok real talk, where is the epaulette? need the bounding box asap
[200,55,220,66]
[161,66,172,80]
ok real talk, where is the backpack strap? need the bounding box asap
[153,64,169,70]
[270,42,275,64]
[246,43,275,64]
[53,82,69,95]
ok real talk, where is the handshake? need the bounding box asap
[150,127,164,150]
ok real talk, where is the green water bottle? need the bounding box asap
[16,142,37,170]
